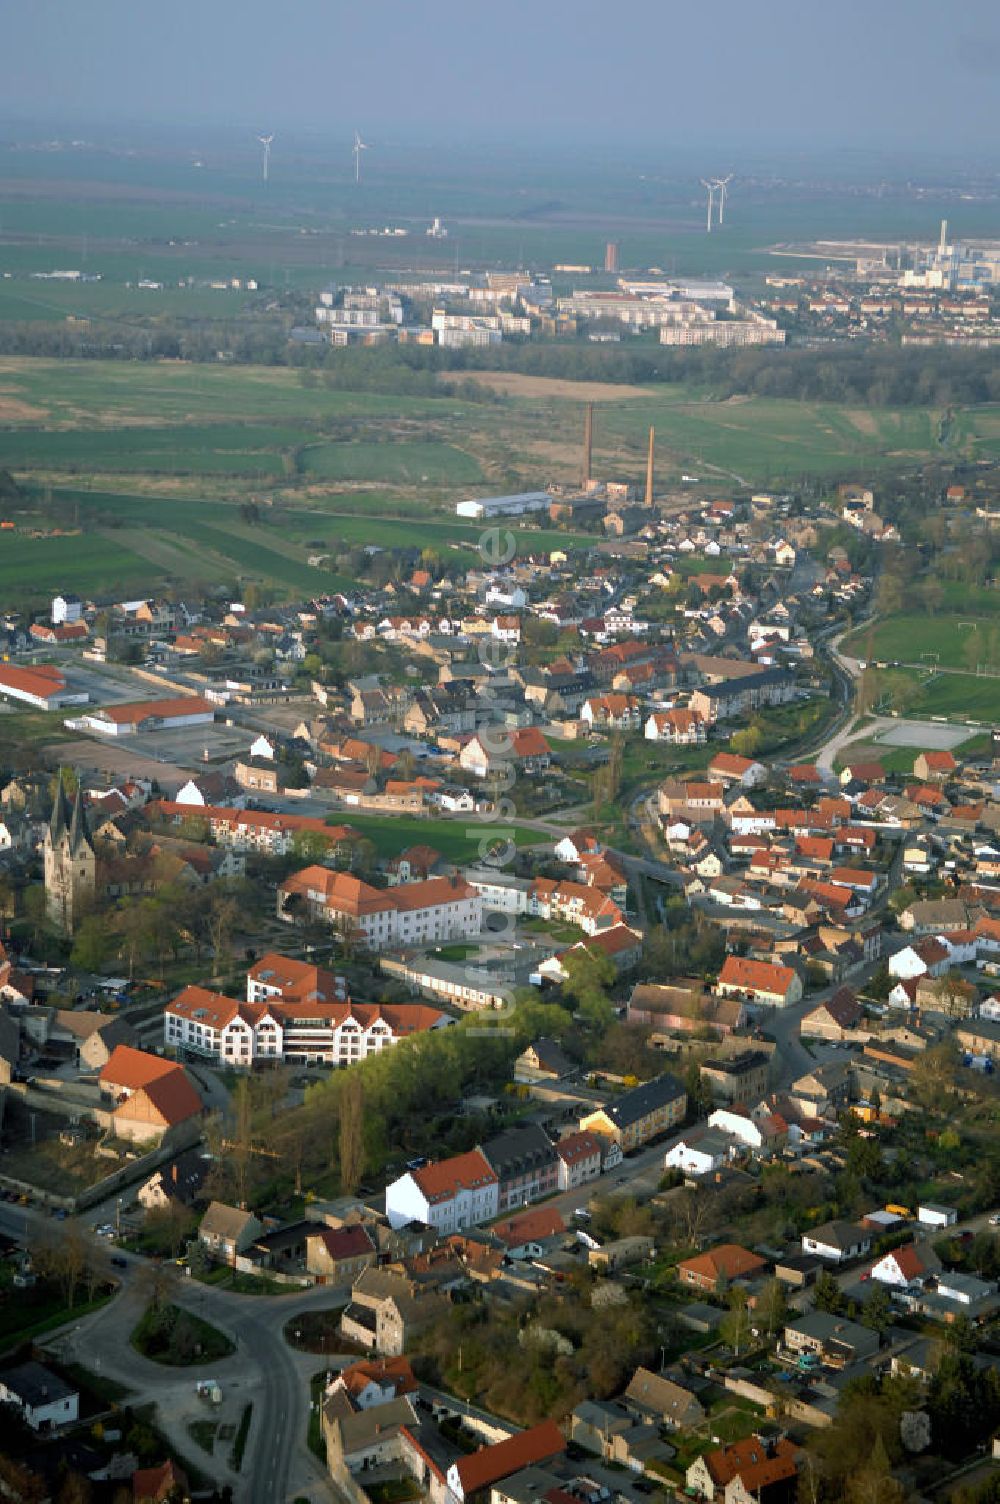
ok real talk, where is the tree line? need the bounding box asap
[1,314,998,407]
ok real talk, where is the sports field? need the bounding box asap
[843,612,1000,674]
[861,665,1000,724]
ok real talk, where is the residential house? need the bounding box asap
[198,1202,264,1261]
[686,1436,798,1504]
[306,1224,378,1283]
[800,987,863,1041]
[554,1130,603,1191]
[800,1220,872,1263]
[137,1147,212,1212]
[699,1050,771,1105]
[98,1044,203,1145]
[708,1106,785,1156]
[0,1361,79,1431]
[277,867,481,951]
[341,1267,449,1357]
[677,1243,767,1293]
[481,1123,559,1213]
[783,1311,879,1365]
[623,1367,706,1431]
[716,956,803,1007]
[514,1038,575,1082]
[645,709,707,745]
[579,1074,687,1152]
[385,1150,499,1232]
[459,727,551,779]
[445,1420,566,1503]
[708,752,767,787]
[870,1242,939,1288]
[664,1129,733,1178]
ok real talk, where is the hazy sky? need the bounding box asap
[6,0,1000,156]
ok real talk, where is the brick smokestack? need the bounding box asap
[645,426,655,507]
[582,402,593,489]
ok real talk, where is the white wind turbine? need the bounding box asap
[257,133,274,183]
[353,131,371,184]
[713,174,733,224]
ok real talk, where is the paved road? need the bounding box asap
[0,1204,341,1504]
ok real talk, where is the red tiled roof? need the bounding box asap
[710,752,754,776]
[0,663,67,699]
[705,1436,798,1491]
[453,1419,565,1495]
[491,1207,565,1246]
[718,955,797,996]
[95,695,214,725]
[311,1224,375,1262]
[412,1150,497,1206]
[554,1130,603,1167]
[339,1355,416,1399]
[100,1044,176,1091]
[678,1243,767,1283]
[132,1459,189,1503]
[883,1243,926,1280]
[133,1070,203,1127]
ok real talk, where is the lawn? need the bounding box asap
[335,812,540,863]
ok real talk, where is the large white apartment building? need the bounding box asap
[164,958,446,1068]
[277,866,481,951]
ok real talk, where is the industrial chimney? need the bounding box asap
[582,402,593,490]
[645,426,655,507]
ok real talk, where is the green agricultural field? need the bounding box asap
[0,423,310,477]
[843,613,1000,674]
[0,529,150,599]
[600,392,948,483]
[301,440,483,485]
[0,358,464,427]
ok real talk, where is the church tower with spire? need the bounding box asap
[44,779,96,933]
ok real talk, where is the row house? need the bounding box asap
[690,666,795,723]
[148,800,358,861]
[482,1123,560,1213]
